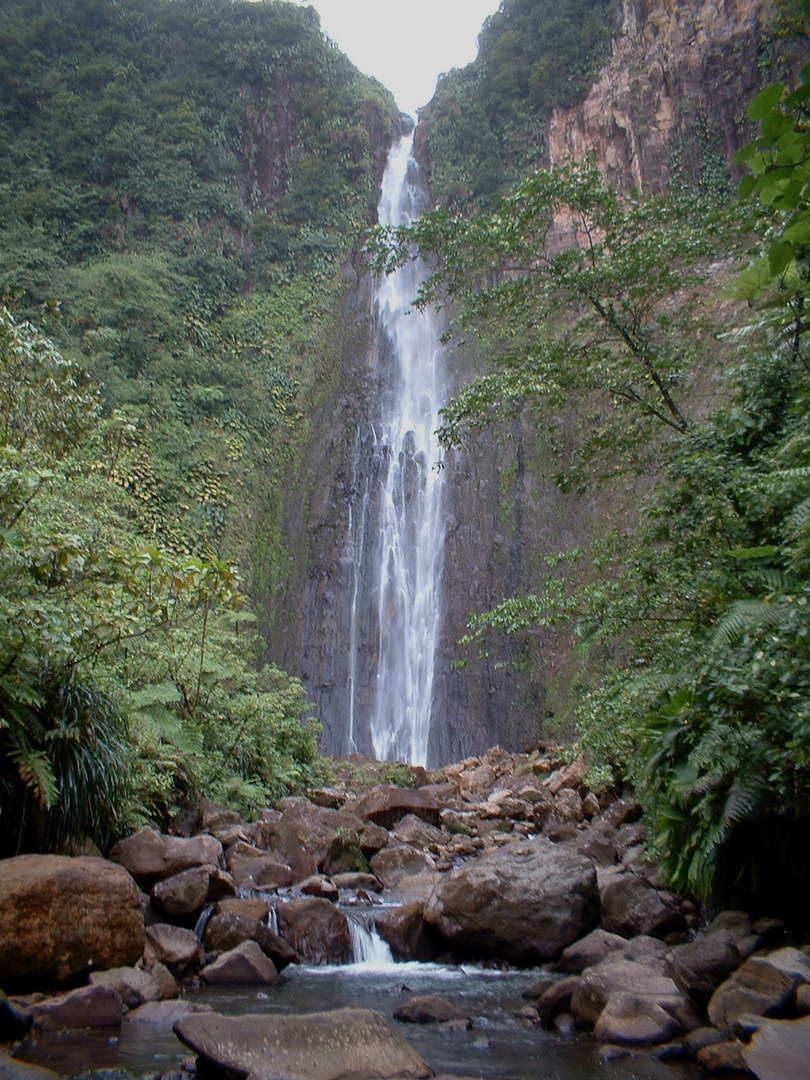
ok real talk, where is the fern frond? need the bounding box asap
[712,598,788,647]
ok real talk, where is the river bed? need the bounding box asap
[17,960,703,1080]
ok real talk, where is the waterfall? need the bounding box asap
[346,127,446,767]
[347,914,395,966]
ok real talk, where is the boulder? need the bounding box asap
[667,929,742,1007]
[201,941,280,986]
[151,866,212,918]
[227,845,295,891]
[393,996,471,1026]
[0,1054,60,1080]
[391,814,445,850]
[593,992,681,1045]
[424,836,599,964]
[276,898,352,965]
[535,977,581,1026]
[29,984,123,1029]
[203,912,297,970]
[375,902,444,962]
[0,854,144,986]
[554,929,626,975]
[216,896,272,921]
[342,786,442,829]
[697,1039,748,1074]
[108,828,223,887]
[89,966,163,1008]
[296,875,340,902]
[708,948,810,1035]
[123,1000,213,1026]
[144,923,204,977]
[331,872,382,894]
[173,1007,433,1080]
[570,957,685,1029]
[599,871,685,939]
[277,801,366,871]
[744,1016,810,1080]
[369,846,436,888]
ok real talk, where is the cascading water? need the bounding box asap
[346,126,447,767]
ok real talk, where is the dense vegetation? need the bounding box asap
[0,0,400,854]
[418,0,618,210]
[378,9,810,912]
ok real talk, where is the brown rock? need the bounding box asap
[743,1015,810,1080]
[203,912,297,971]
[554,929,626,975]
[393,995,471,1026]
[424,836,599,965]
[144,924,204,977]
[667,930,742,1007]
[174,1007,433,1080]
[89,966,162,1008]
[108,828,223,887]
[277,898,352,965]
[123,1000,212,1025]
[599,871,685,939]
[0,854,144,987]
[343,786,442,829]
[369,846,436,888]
[708,949,810,1035]
[535,977,581,1026]
[570,958,685,1029]
[29,984,123,1029]
[296,875,340,902]
[201,941,280,986]
[216,896,271,922]
[697,1039,748,1074]
[593,992,681,1045]
[375,902,444,962]
[151,866,211,918]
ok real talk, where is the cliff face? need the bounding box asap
[546,0,765,191]
[266,0,771,765]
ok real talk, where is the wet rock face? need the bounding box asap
[424,836,599,964]
[0,855,144,987]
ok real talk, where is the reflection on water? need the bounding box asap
[17,962,703,1080]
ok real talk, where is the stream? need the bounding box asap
[18,924,703,1080]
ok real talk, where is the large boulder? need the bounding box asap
[204,912,297,971]
[570,957,686,1029]
[29,984,123,1030]
[173,1007,433,1080]
[708,948,810,1035]
[375,902,444,962]
[151,866,213,919]
[276,898,352,965]
[667,929,743,1007]
[369,846,436,888]
[423,836,599,964]
[744,1016,810,1080]
[89,966,165,1008]
[0,855,144,987]
[201,941,279,986]
[599,870,685,939]
[144,924,204,978]
[108,827,223,887]
[342,786,442,829]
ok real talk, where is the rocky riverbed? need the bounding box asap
[1,747,809,1080]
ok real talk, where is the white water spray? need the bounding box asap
[349,129,446,768]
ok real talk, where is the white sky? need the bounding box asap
[294,0,502,118]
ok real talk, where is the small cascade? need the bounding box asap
[193,902,215,940]
[266,905,280,936]
[347,913,395,966]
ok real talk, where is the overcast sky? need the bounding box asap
[294,0,501,118]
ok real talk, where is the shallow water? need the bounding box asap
[17,960,703,1080]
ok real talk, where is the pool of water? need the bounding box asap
[16,960,704,1080]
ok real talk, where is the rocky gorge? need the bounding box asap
[2,748,809,1080]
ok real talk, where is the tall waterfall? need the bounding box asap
[346,127,446,767]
